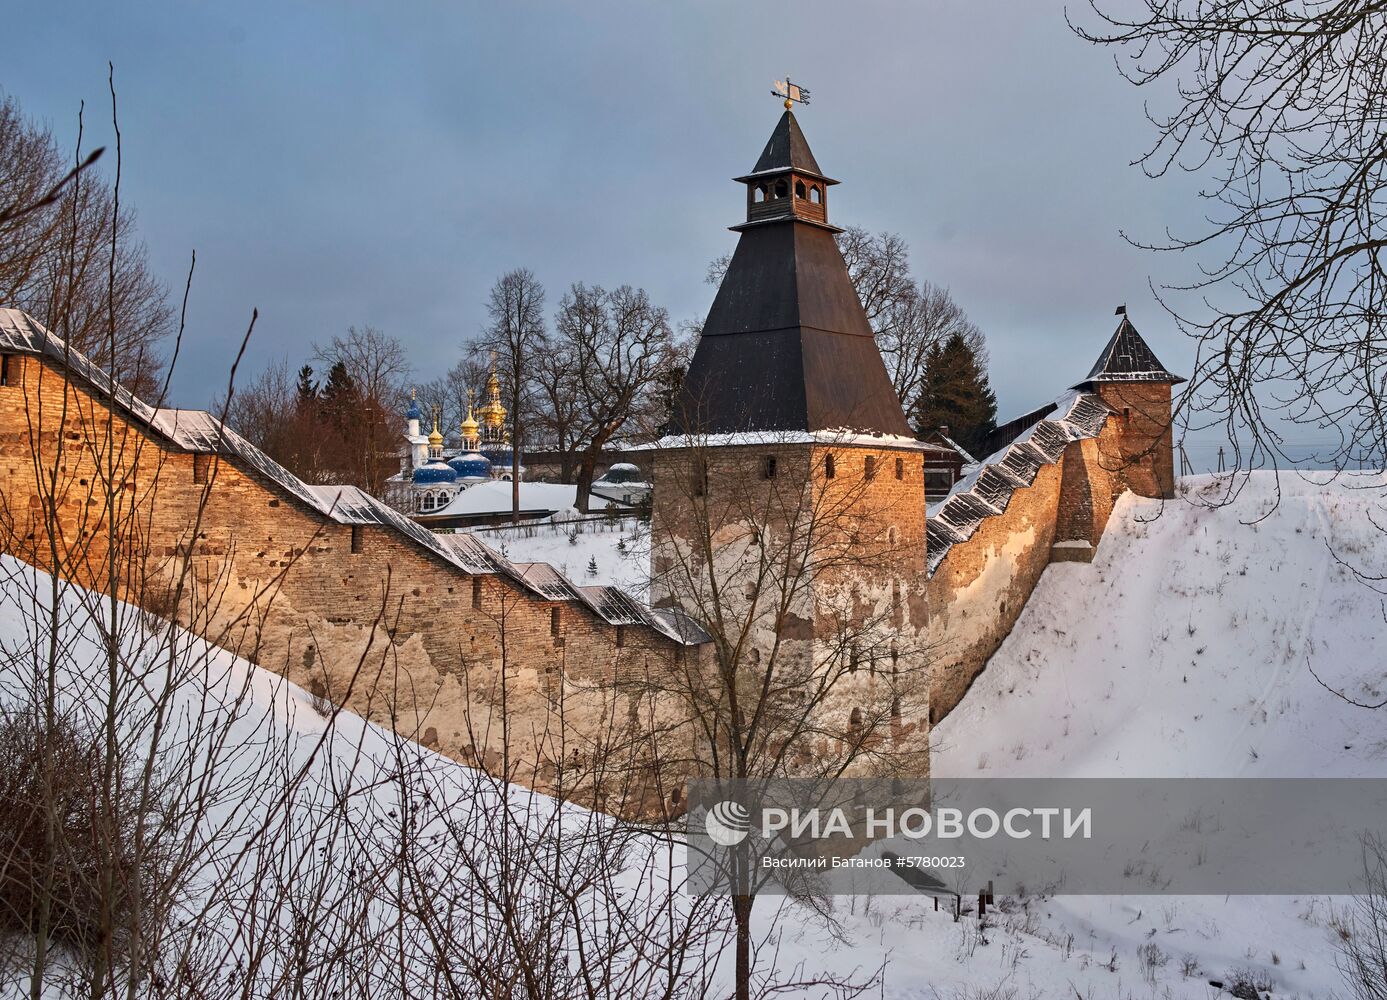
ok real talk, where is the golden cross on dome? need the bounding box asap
[772,77,810,111]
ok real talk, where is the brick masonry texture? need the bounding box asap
[927,388,1174,719]
[0,352,696,816]
[649,441,934,777]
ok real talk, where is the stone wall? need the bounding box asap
[1094,383,1177,500]
[650,439,932,776]
[927,401,1160,719]
[0,350,697,816]
[926,460,1066,718]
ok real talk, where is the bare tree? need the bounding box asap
[708,229,988,415]
[880,280,987,418]
[225,357,318,474]
[836,226,912,332]
[1338,835,1387,1000]
[416,352,489,444]
[314,325,411,405]
[531,336,583,482]
[1074,0,1387,477]
[0,94,172,398]
[308,325,412,495]
[478,269,547,524]
[554,284,672,511]
[648,432,932,1000]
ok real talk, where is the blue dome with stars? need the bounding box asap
[412,462,457,484]
[405,397,424,422]
[448,452,492,480]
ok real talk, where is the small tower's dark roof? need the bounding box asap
[670,114,911,439]
[734,111,837,185]
[1072,314,1186,389]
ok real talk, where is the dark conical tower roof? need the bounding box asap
[738,110,835,182]
[669,113,911,438]
[1072,313,1186,389]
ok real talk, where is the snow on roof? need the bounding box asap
[932,432,977,465]
[926,390,1114,576]
[0,308,704,647]
[1073,315,1186,388]
[635,428,953,453]
[424,480,621,518]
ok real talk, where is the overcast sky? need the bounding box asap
[7,1,1208,429]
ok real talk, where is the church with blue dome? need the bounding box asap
[386,365,522,514]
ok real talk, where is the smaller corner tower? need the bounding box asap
[1073,308,1185,499]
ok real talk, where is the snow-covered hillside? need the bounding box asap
[788,472,1387,999]
[0,552,709,999]
[934,472,1387,780]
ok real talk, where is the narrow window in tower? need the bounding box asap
[472,576,483,609]
[824,453,835,479]
[692,457,708,497]
[763,455,777,479]
[550,607,561,638]
[192,453,211,485]
[794,180,807,199]
[350,525,364,554]
[615,625,625,649]
[754,185,766,203]
[895,456,904,480]
[0,355,10,386]
[1122,407,1131,425]
[864,455,877,480]
[774,178,789,199]
[809,185,822,204]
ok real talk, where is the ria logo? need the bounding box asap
[703,800,751,847]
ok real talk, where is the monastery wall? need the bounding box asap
[927,405,1153,720]
[926,459,1067,719]
[0,349,697,816]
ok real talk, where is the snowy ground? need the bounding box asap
[762,472,1387,999]
[466,515,652,601]
[4,472,1384,998]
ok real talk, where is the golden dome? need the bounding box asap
[480,401,507,428]
[460,403,479,438]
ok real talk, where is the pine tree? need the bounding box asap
[295,365,318,409]
[586,556,598,578]
[912,331,997,457]
[318,361,357,433]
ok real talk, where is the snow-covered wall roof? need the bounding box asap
[0,309,705,647]
[926,390,1112,576]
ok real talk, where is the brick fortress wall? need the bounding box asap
[927,388,1174,718]
[0,350,698,816]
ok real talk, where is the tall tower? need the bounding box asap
[1072,311,1185,499]
[653,110,932,772]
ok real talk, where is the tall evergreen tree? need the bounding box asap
[295,365,318,409]
[318,361,357,434]
[912,331,997,457]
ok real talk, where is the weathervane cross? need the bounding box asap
[772,76,810,111]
